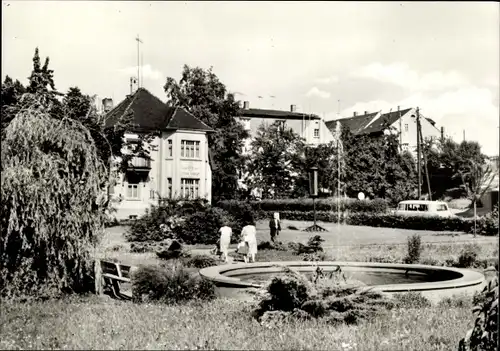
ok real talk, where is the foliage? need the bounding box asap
[217,198,389,215]
[131,264,216,304]
[302,252,327,262]
[393,292,432,308]
[257,241,289,251]
[404,234,422,264]
[456,244,480,268]
[294,235,325,255]
[183,255,218,269]
[459,276,498,351]
[253,267,394,327]
[164,65,249,203]
[175,207,237,245]
[340,127,417,205]
[1,75,26,136]
[473,206,499,236]
[246,121,306,199]
[1,106,107,299]
[125,198,208,242]
[423,137,488,200]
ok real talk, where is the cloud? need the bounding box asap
[305,87,331,99]
[314,75,339,84]
[351,62,468,92]
[118,64,163,81]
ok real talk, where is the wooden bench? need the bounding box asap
[95,260,134,300]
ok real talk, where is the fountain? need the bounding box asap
[199,261,486,302]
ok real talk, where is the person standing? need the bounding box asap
[219,225,232,263]
[269,212,281,242]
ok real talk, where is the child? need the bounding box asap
[236,241,250,263]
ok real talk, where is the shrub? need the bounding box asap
[257,241,288,251]
[404,234,422,264]
[302,252,327,262]
[253,266,394,327]
[1,108,106,300]
[393,292,432,308]
[175,207,236,245]
[218,198,389,217]
[131,264,216,304]
[473,205,499,236]
[419,258,440,266]
[293,235,325,255]
[438,294,471,308]
[459,277,498,351]
[184,255,218,269]
[457,244,480,268]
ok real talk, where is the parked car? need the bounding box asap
[394,200,456,218]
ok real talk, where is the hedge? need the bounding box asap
[218,198,388,217]
[255,210,486,234]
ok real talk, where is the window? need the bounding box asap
[168,140,173,157]
[181,178,200,199]
[149,189,155,200]
[436,204,448,211]
[126,184,139,199]
[241,118,251,131]
[167,178,172,198]
[181,140,200,159]
[402,143,409,151]
[313,128,320,138]
[404,124,409,132]
[125,173,141,200]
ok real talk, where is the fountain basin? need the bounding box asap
[199,261,486,303]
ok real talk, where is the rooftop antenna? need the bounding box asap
[135,35,143,90]
[337,99,341,118]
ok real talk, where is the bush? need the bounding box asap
[131,264,216,304]
[302,252,327,262]
[184,255,218,269]
[175,207,236,245]
[218,198,388,217]
[473,205,499,236]
[457,244,480,268]
[404,234,422,264]
[253,266,394,327]
[459,277,498,351]
[393,292,432,308]
[257,241,288,251]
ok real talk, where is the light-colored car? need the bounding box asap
[394,200,456,218]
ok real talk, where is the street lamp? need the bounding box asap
[304,166,327,232]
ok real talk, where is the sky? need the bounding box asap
[2,1,499,155]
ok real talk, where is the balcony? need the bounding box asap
[127,156,151,171]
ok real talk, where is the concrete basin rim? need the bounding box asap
[199,261,486,291]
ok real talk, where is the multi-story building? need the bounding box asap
[104,88,214,220]
[325,107,441,157]
[235,101,335,153]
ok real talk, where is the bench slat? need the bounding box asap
[102,273,130,283]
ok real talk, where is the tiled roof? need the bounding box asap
[360,108,413,135]
[240,108,321,120]
[325,112,378,135]
[104,88,214,133]
[326,108,414,135]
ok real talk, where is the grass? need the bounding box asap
[97,221,498,267]
[0,295,475,350]
[3,220,494,350]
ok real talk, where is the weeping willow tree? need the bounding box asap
[0,100,107,299]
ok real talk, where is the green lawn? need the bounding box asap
[99,221,498,267]
[0,295,475,351]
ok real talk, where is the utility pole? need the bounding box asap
[419,124,432,200]
[416,107,422,199]
[398,105,402,152]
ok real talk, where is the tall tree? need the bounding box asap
[247,121,306,199]
[1,76,26,136]
[164,65,249,203]
[341,127,417,204]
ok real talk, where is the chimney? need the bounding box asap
[290,104,297,112]
[353,111,357,117]
[102,98,114,113]
[364,111,368,115]
[243,101,250,109]
[441,126,444,141]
